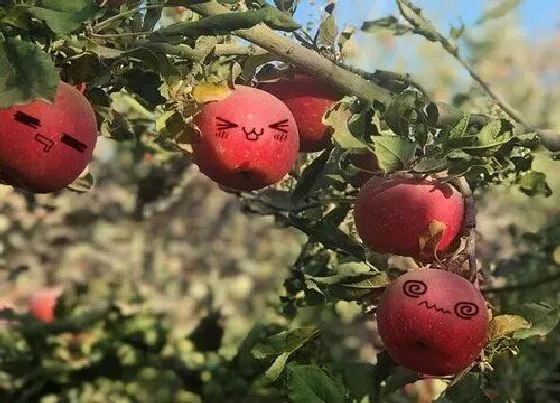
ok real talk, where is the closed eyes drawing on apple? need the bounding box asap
[191,86,299,192]
[215,116,290,142]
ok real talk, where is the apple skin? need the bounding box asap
[260,74,340,153]
[353,177,464,259]
[377,269,488,376]
[0,81,98,193]
[28,288,62,324]
[193,86,299,191]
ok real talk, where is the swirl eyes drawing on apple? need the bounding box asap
[377,269,488,376]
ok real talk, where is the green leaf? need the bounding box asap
[361,16,411,35]
[274,0,297,14]
[0,38,59,108]
[251,326,319,359]
[323,98,368,149]
[513,303,560,339]
[305,262,374,286]
[292,149,332,201]
[286,363,345,403]
[449,23,465,41]
[156,8,300,38]
[476,0,522,25]
[462,119,512,157]
[257,352,290,384]
[306,219,366,260]
[316,13,338,50]
[307,263,389,300]
[488,315,531,341]
[373,136,417,173]
[383,91,421,137]
[330,273,390,300]
[338,362,375,400]
[413,156,447,173]
[517,171,552,197]
[437,373,490,403]
[28,0,101,35]
[395,0,448,45]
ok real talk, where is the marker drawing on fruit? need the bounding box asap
[402,280,427,297]
[14,111,41,129]
[193,86,299,191]
[61,133,88,153]
[417,300,452,315]
[378,269,488,376]
[0,81,98,193]
[214,117,290,142]
[34,134,54,153]
[402,279,480,319]
[14,111,89,154]
[454,302,480,320]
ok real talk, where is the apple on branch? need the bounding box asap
[376,269,488,376]
[260,74,340,153]
[0,81,98,193]
[193,86,299,191]
[354,176,464,260]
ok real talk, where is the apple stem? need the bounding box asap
[454,177,478,283]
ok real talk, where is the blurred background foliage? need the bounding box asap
[0,0,559,402]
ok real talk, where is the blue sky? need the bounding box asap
[293,0,558,39]
[282,0,559,96]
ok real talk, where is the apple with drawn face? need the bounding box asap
[193,86,299,191]
[0,81,98,193]
[376,269,488,376]
[353,176,464,260]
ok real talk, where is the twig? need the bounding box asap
[482,271,560,295]
[90,31,153,38]
[395,0,560,151]
[453,176,477,281]
[183,2,393,104]
[93,4,165,33]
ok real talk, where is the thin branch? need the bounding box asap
[90,31,152,38]
[482,271,560,295]
[458,177,477,282]
[395,0,560,151]
[184,2,393,104]
[93,4,165,33]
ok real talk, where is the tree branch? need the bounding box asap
[185,2,393,104]
[395,0,560,151]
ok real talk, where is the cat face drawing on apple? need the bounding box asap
[215,117,290,142]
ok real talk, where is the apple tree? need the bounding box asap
[0,0,559,402]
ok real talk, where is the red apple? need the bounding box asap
[377,269,488,376]
[28,287,63,324]
[260,74,340,153]
[353,177,464,260]
[0,81,98,193]
[347,151,380,187]
[193,86,299,191]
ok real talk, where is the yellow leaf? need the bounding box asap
[488,315,531,340]
[418,220,446,252]
[192,81,233,104]
[553,245,560,264]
